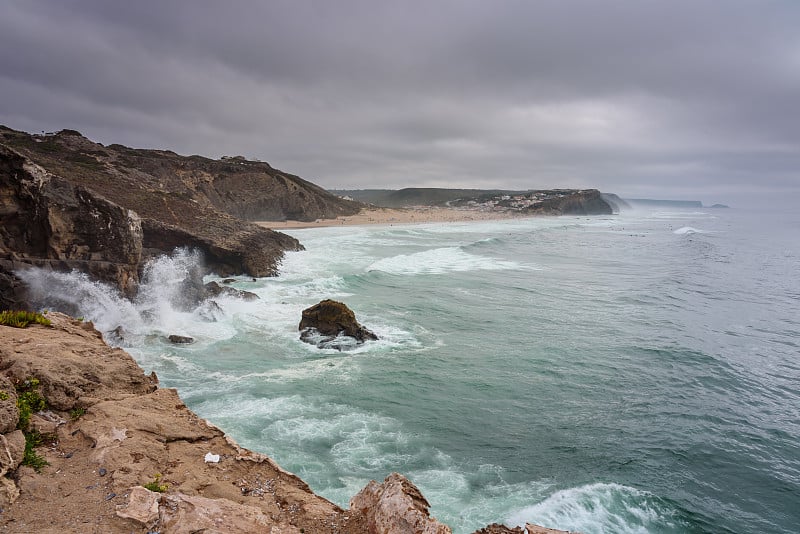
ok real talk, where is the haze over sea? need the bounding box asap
[26,205,799,533]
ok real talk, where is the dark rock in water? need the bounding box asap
[299,299,377,350]
[173,275,259,313]
[204,281,259,301]
[221,278,237,284]
[168,334,194,344]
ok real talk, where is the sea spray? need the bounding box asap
[17,248,234,343]
[18,268,141,333]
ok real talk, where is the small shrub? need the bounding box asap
[69,407,86,420]
[143,473,168,493]
[0,310,51,328]
[22,430,49,472]
[0,391,8,401]
[16,377,46,430]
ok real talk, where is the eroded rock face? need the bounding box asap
[0,375,19,433]
[350,472,452,534]
[299,299,378,350]
[0,146,143,298]
[0,313,158,410]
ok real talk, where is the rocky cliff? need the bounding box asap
[0,146,144,308]
[0,314,576,534]
[0,126,360,300]
[0,126,361,224]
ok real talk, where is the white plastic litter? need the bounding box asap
[204,452,220,463]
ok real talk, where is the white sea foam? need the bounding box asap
[507,482,679,534]
[366,247,530,275]
[673,226,706,235]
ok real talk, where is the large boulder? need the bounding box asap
[299,299,378,350]
[350,473,451,534]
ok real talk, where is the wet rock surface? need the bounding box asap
[299,299,378,350]
[351,472,452,534]
[167,335,194,344]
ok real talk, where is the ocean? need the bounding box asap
[23,206,800,533]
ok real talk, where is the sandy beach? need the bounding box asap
[256,206,520,229]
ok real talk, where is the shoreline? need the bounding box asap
[256,206,524,230]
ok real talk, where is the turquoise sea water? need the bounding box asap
[24,206,800,533]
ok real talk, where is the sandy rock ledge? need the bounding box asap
[0,313,574,533]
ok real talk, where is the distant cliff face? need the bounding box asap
[333,187,615,215]
[522,189,613,216]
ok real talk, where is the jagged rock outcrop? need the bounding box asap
[350,472,452,534]
[140,217,300,279]
[0,145,143,298]
[299,299,378,350]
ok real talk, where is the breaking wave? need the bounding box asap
[366,247,531,275]
[507,483,689,534]
[15,248,242,345]
[673,227,706,235]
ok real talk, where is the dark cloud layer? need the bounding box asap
[1,0,798,204]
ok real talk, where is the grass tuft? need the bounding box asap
[0,310,51,328]
[143,473,168,493]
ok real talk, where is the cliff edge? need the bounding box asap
[0,313,575,534]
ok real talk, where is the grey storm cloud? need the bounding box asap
[1,0,798,204]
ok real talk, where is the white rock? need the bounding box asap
[204,452,220,463]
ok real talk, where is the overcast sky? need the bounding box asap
[1,1,798,204]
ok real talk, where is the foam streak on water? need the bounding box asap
[15,209,800,534]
